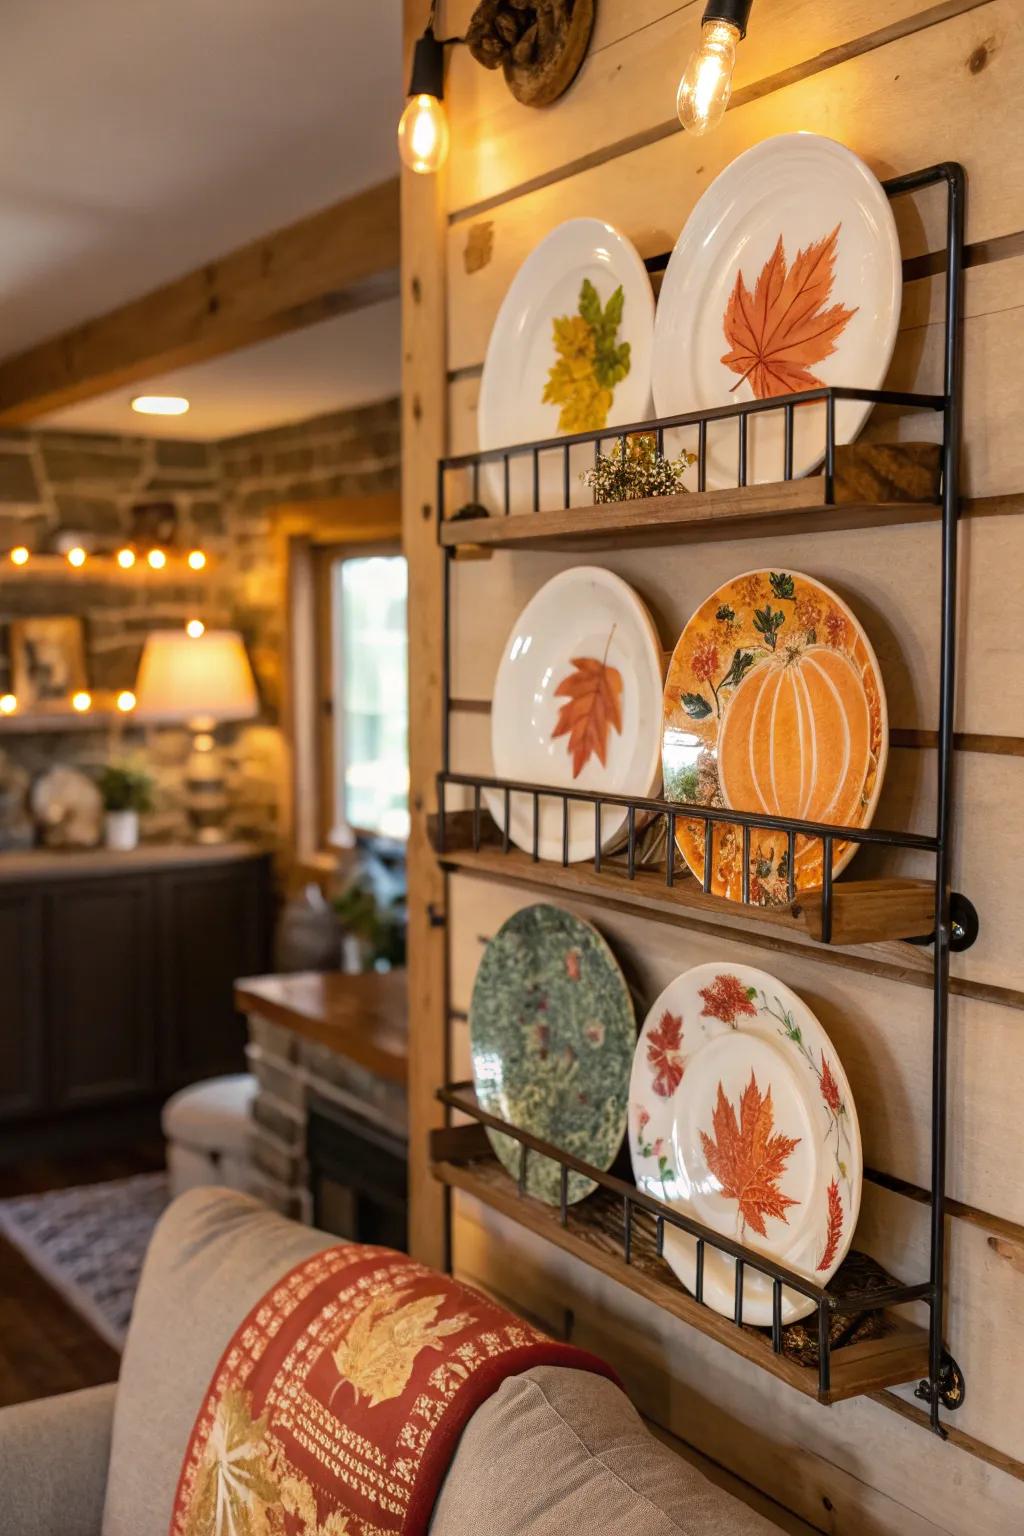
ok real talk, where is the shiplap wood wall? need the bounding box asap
[401,0,1024,1529]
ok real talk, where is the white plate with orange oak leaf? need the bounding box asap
[651,134,901,488]
[629,962,862,1324]
[486,567,664,862]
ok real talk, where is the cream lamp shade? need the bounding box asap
[134,629,259,727]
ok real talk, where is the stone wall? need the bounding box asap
[0,398,401,847]
[217,397,402,722]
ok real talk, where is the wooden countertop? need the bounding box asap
[235,969,408,1085]
[0,841,268,882]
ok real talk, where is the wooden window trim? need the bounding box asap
[277,493,402,870]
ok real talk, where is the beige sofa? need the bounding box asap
[0,1188,779,1534]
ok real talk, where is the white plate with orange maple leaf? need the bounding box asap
[486,567,664,861]
[629,962,862,1324]
[651,133,901,489]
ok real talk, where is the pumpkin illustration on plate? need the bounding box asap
[662,569,887,904]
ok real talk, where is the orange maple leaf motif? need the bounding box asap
[720,224,858,400]
[819,1052,841,1115]
[817,1177,844,1272]
[699,1071,801,1239]
[551,629,623,779]
[646,1009,685,1098]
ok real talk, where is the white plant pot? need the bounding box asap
[105,809,139,852]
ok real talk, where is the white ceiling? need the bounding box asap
[2,0,403,437]
[44,298,402,440]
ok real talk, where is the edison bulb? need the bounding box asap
[147,548,167,570]
[676,19,739,135]
[117,547,136,569]
[186,619,205,639]
[66,545,87,568]
[187,549,206,571]
[0,694,16,715]
[72,690,92,713]
[398,93,450,175]
[117,690,136,712]
[10,546,29,566]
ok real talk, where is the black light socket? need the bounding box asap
[408,22,446,100]
[701,0,753,39]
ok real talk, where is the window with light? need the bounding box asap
[331,554,409,841]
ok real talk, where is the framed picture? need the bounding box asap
[10,616,88,708]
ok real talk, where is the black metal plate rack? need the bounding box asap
[431,162,967,1432]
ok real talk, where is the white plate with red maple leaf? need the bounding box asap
[629,961,862,1324]
[486,567,664,861]
[651,134,901,489]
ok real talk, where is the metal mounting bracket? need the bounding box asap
[906,891,978,953]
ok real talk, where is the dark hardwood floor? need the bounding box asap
[0,1143,164,1408]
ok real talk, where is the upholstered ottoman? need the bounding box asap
[161,1073,257,1197]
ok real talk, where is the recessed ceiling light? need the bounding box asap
[132,395,190,416]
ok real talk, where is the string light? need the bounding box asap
[397,10,450,175]
[0,694,16,715]
[3,544,208,572]
[676,2,751,135]
[398,92,450,175]
[117,690,136,712]
[186,619,205,639]
[71,690,92,713]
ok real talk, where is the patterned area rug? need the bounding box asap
[0,1172,169,1350]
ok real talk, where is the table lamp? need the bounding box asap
[134,629,259,843]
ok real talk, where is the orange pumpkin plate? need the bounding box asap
[662,570,887,903]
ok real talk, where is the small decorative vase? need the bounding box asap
[105,809,139,852]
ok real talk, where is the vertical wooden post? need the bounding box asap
[402,0,448,1267]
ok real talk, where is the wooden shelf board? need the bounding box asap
[435,841,935,948]
[0,693,182,734]
[441,478,941,553]
[434,1153,929,1404]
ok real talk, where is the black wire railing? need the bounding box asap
[436,1081,933,1399]
[439,383,945,522]
[434,770,938,944]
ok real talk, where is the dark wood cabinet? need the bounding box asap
[48,878,157,1108]
[158,864,266,1083]
[0,845,271,1157]
[0,888,45,1119]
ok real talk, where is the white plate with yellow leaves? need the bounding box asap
[478,218,655,514]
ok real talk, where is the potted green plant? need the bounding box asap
[333,877,407,973]
[97,762,154,852]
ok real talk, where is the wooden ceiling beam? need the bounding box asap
[0,176,400,425]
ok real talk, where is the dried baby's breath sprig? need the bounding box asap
[581,432,698,504]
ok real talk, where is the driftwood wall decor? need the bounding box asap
[465,0,595,107]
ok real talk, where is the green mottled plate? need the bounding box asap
[469,903,635,1205]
